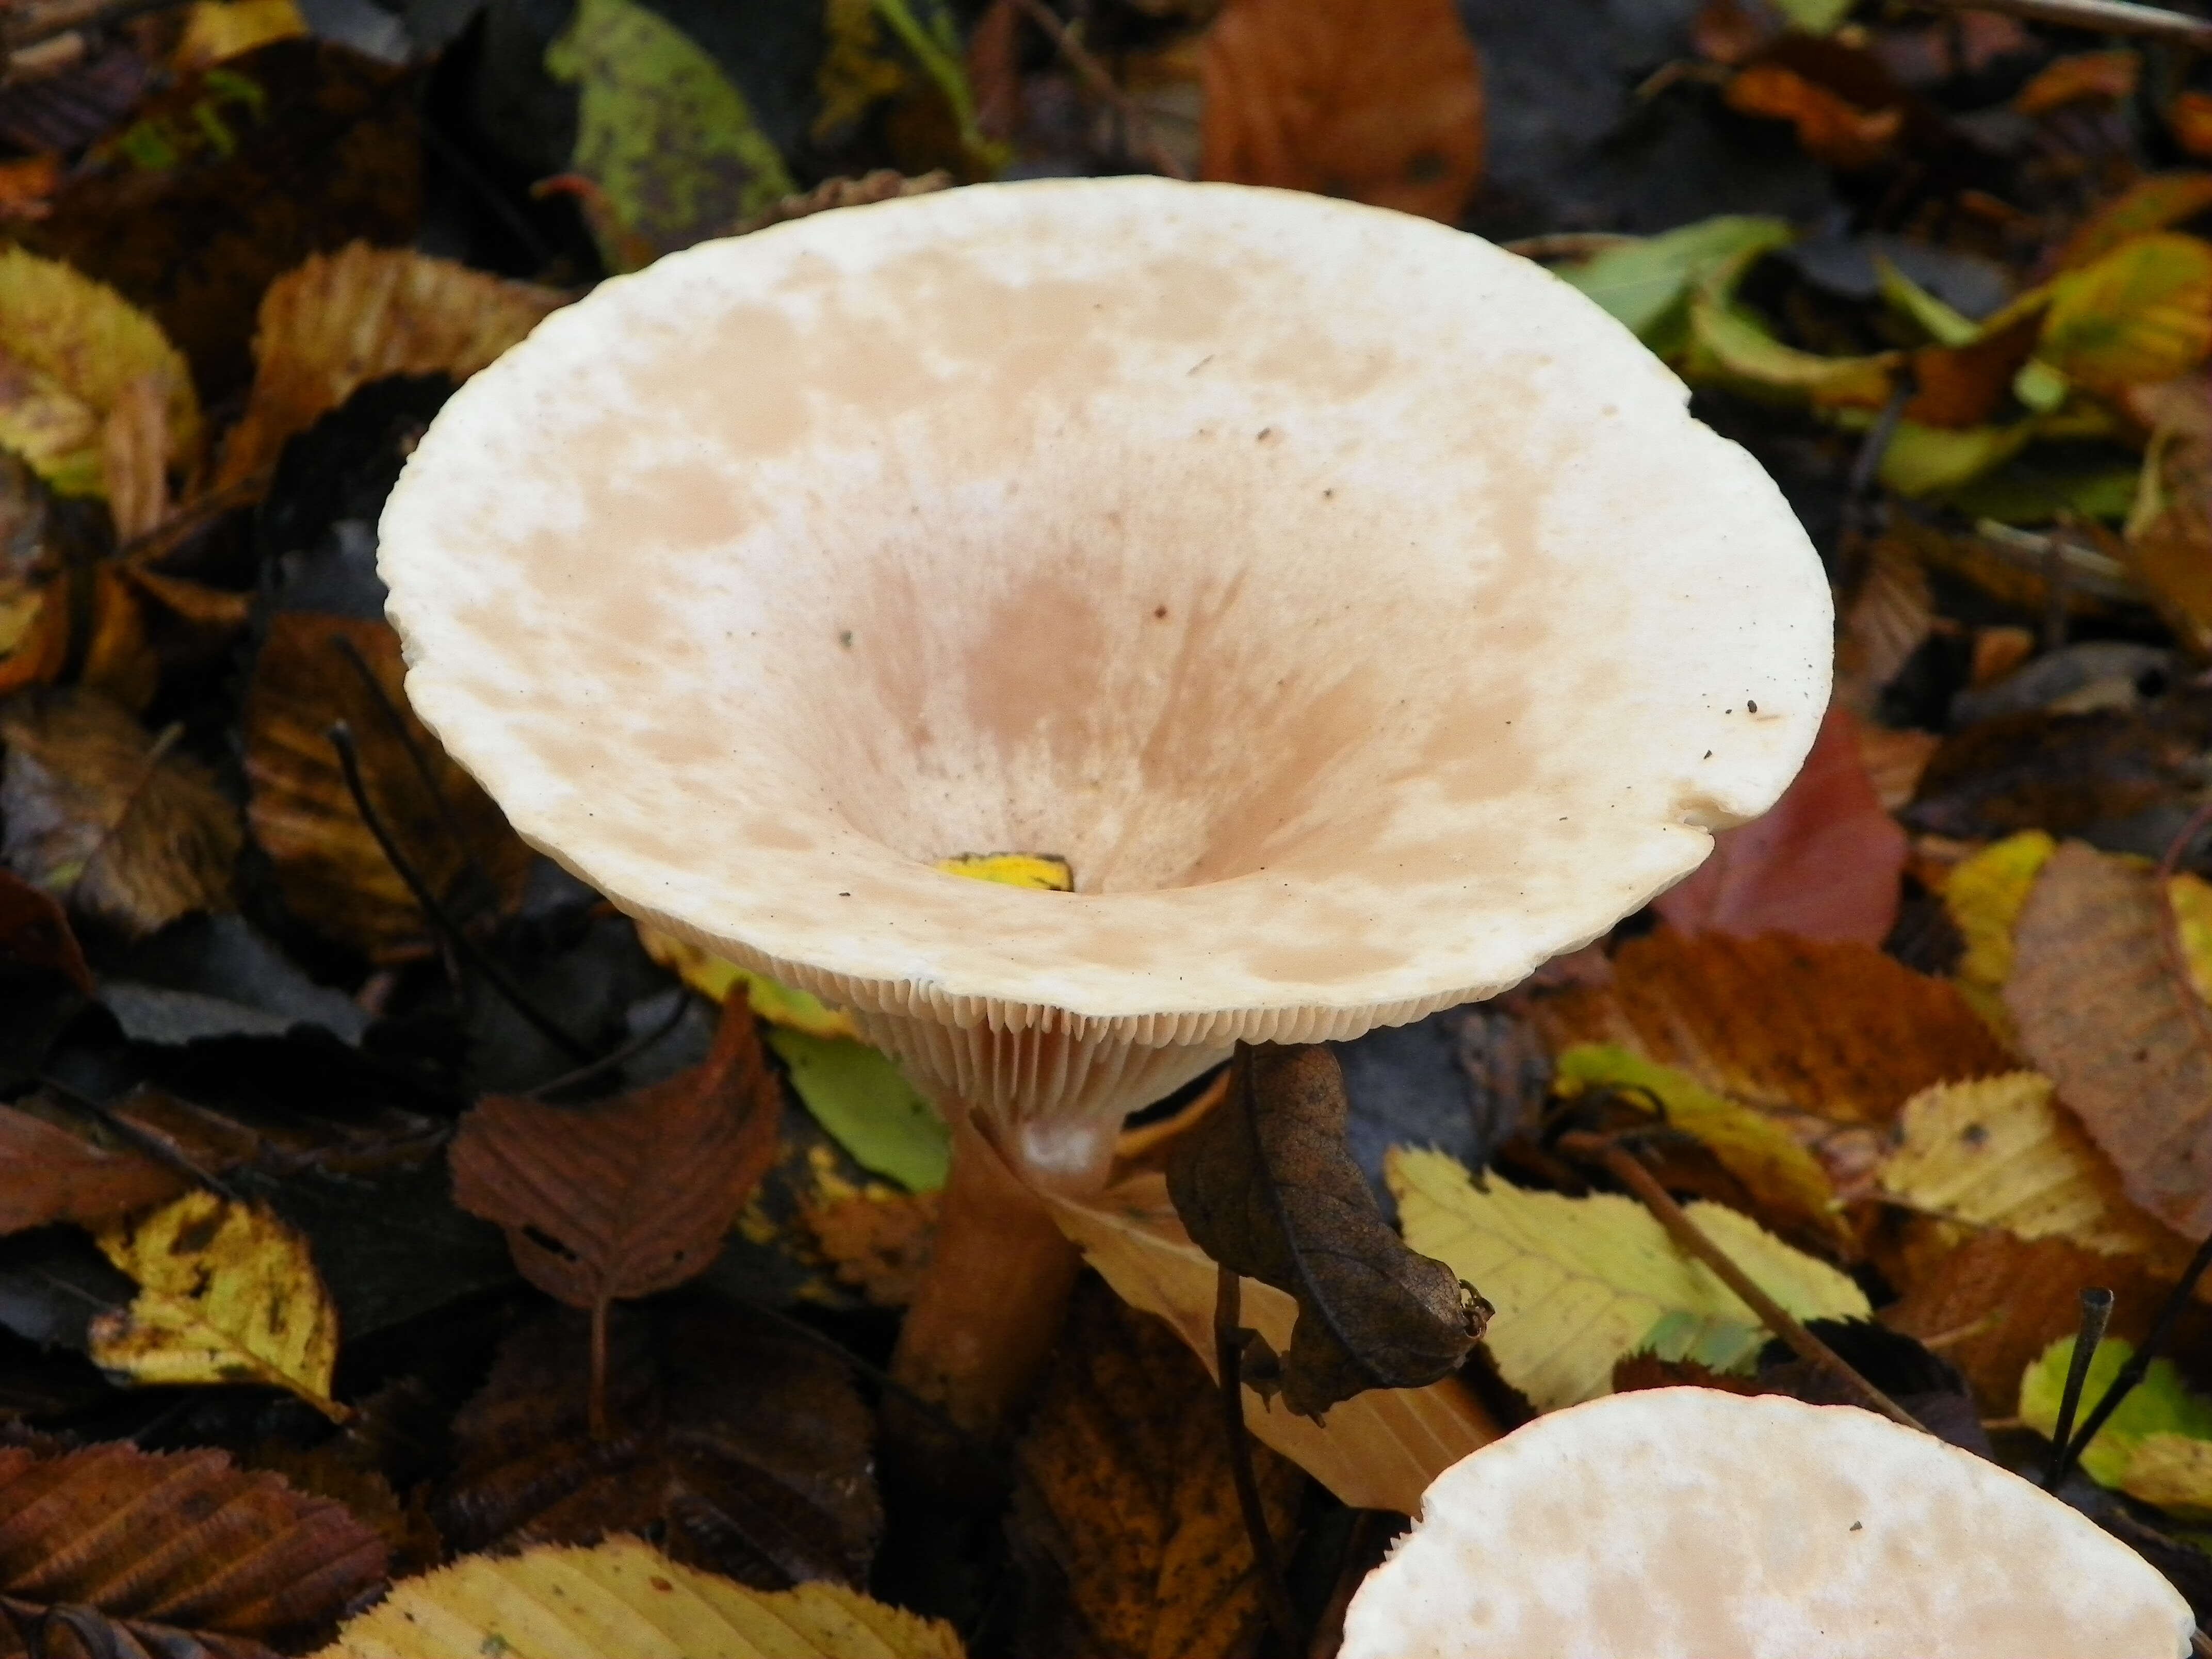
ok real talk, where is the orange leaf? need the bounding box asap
[1906,309,2041,428]
[2171,91,2212,159]
[2056,171,2212,272]
[2014,49,2139,117]
[1724,63,1902,170]
[1198,0,1483,223]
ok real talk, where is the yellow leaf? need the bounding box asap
[1551,1045,1842,1244]
[316,1535,962,1658]
[2123,1433,2212,1521]
[89,1189,345,1421]
[636,922,859,1040]
[2040,232,2212,390]
[1944,829,2057,1032]
[933,851,1074,890]
[1876,1072,2167,1256]
[1389,1148,1868,1412]
[0,248,199,498]
[2169,870,2212,1003]
[1877,418,2037,497]
[172,0,306,71]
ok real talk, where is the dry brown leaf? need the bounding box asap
[0,1093,184,1234]
[1906,311,2041,429]
[0,686,239,937]
[2014,49,2139,116]
[99,371,168,542]
[1858,725,1942,815]
[440,1300,881,1589]
[2127,426,2212,658]
[1532,931,2016,1127]
[1007,1278,1304,1659]
[0,864,90,990]
[1198,0,1482,223]
[1724,63,1902,170]
[451,994,782,1332]
[2173,92,2212,159]
[2006,841,2212,1239]
[0,1439,385,1653]
[243,612,529,957]
[1166,1044,1481,1418]
[218,243,565,489]
[1047,1167,1500,1514]
[1834,536,1933,717]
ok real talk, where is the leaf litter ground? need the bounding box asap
[11,0,2212,1652]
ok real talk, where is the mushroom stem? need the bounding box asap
[889,1108,1112,1439]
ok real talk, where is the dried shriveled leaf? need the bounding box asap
[441,1300,882,1589]
[1008,1279,1303,1659]
[2014,49,2139,115]
[0,245,199,497]
[1391,1148,1867,1411]
[451,994,782,1318]
[2022,1335,2212,1484]
[243,613,529,957]
[1875,1072,2166,1255]
[2006,841,2212,1238]
[1531,931,2015,1125]
[545,0,796,270]
[1165,1044,1481,1418]
[2057,173,2212,272]
[0,1096,184,1234]
[1048,1168,1499,1514]
[89,1189,345,1420]
[1723,63,1901,169]
[1654,703,1906,945]
[218,245,564,490]
[0,687,239,938]
[1834,536,1933,715]
[2039,233,2212,391]
[0,1439,384,1650]
[2128,427,2212,658]
[1198,0,1482,223]
[316,1536,958,1659]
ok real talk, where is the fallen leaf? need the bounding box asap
[173,0,308,72]
[2021,1333,2212,1484]
[1834,536,1934,715]
[2056,173,2212,272]
[99,371,168,540]
[316,1536,958,1659]
[2120,1434,2212,1521]
[0,686,239,937]
[0,863,89,991]
[934,850,1074,889]
[1551,1045,1843,1247]
[0,1094,185,1233]
[440,1299,882,1589]
[1857,724,1942,813]
[814,0,915,146]
[2173,91,2212,159]
[2014,49,2139,116]
[0,245,199,498]
[800,1186,939,1306]
[1553,215,1793,344]
[88,1188,346,1420]
[1906,702,2212,842]
[2039,233,2212,392]
[545,0,798,270]
[766,1027,949,1193]
[1877,417,2037,497]
[1907,310,2043,427]
[1048,1167,1500,1514]
[2126,424,2212,657]
[1389,1147,1868,1411]
[216,243,565,491]
[1655,702,1906,945]
[0,1439,385,1654]
[1007,1278,1303,1659]
[2006,841,2212,1238]
[1530,931,2016,1127]
[1875,1072,2167,1256]
[1165,1044,1482,1418]
[1943,828,2057,1031]
[637,923,861,1040]
[1724,62,1902,170]
[243,612,530,957]
[1198,0,1483,223]
[451,994,783,1333]
[1683,296,1902,409]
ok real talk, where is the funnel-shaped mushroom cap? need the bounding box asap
[380,180,1827,1085]
[1341,1388,2193,1659]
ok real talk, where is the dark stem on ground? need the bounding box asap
[2044,1287,2115,1490]
[1215,1262,1304,1654]
[530,991,689,1099]
[589,1298,610,1441]
[2054,1230,2212,1488]
[36,1072,248,1206]
[1558,1131,1926,1432]
[328,720,594,1063]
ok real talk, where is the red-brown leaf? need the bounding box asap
[0,1096,184,1235]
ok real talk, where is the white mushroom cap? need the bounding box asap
[1341,1388,2194,1659]
[378,178,1827,1129]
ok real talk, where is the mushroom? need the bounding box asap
[1340,1387,2194,1659]
[376,178,1830,1436]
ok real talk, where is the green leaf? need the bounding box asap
[765,1027,949,1193]
[2039,232,2212,391]
[2021,1335,2212,1485]
[1554,216,1793,343]
[1769,0,1856,32]
[545,0,796,267]
[1388,1148,1867,1412]
[1878,418,2038,497]
[1683,295,1898,408]
[1875,255,1979,348]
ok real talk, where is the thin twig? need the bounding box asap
[1215,1263,1303,1653]
[328,721,594,1063]
[589,1298,611,1442]
[1907,0,2212,48]
[2044,1287,2115,1489]
[1006,0,1190,180]
[35,1074,247,1207]
[1558,1131,1927,1432]
[2054,1230,2212,1486]
[530,993,691,1099]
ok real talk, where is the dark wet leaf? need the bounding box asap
[1165,1043,1484,1419]
[1906,698,2212,845]
[0,1093,185,1236]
